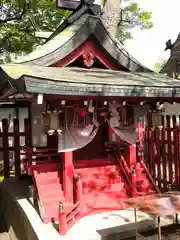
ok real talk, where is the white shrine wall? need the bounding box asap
[31,103,47,147]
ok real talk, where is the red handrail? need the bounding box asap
[116,154,132,193]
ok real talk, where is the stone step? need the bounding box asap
[0,232,10,240]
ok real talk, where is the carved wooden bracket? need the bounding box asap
[82,52,94,67]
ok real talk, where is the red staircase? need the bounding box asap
[74,158,128,214]
[28,145,154,235]
[31,157,128,233]
[32,163,65,223]
[135,162,154,196]
[117,154,154,197]
[31,162,81,234]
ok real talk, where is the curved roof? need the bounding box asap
[0,64,178,98]
[14,12,152,73]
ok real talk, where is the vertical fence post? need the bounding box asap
[127,145,136,168]
[155,127,161,189]
[2,118,9,179]
[166,115,172,185]
[172,115,178,187]
[14,118,21,179]
[160,116,166,189]
[147,128,154,176]
[178,127,180,185]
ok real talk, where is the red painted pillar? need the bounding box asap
[62,151,74,203]
[76,174,82,202]
[132,167,137,197]
[59,201,67,235]
[127,144,136,169]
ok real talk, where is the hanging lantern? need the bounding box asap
[58,108,78,152]
[42,111,50,134]
[48,110,60,135]
[88,101,95,113]
[109,102,120,128]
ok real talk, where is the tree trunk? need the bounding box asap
[101,0,122,37]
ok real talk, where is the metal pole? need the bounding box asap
[157,216,161,240]
[175,213,178,223]
[132,167,138,236]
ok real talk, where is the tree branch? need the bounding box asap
[0,1,26,24]
[0,33,11,53]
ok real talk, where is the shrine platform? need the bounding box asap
[0,178,179,240]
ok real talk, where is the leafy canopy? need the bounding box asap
[118,2,153,41]
[153,59,167,73]
[0,0,153,54]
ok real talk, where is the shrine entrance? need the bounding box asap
[145,114,180,191]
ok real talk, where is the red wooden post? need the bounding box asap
[166,115,172,185]
[62,151,74,203]
[172,115,179,186]
[59,201,67,235]
[147,128,154,176]
[127,144,136,168]
[13,118,21,179]
[178,127,180,185]
[76,173,82,214]
[2,118,10,178]
[155,127,161,189]
[161,116,167,189]
[137,121,144,142]
[132,167,137,197]
[151,129,156,178]
[76,174,82,202]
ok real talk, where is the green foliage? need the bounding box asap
[117,1,153,41]
[153,59,167,73]
[0,0,152,54]
[0,0,70,54]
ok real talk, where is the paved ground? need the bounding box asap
[0,214,10,240]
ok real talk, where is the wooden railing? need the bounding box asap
[145,115,180,191]
[0,118,30,179]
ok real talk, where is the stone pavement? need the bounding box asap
[0,179,179,240]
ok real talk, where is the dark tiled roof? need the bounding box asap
[13,13,152,73]
[0,64,179,98]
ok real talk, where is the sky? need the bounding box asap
[124,0,180,70]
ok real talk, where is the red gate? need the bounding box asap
[145,114,180,191]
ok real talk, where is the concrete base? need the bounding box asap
[0,179,178,240]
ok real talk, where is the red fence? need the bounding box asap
[145,115,180,191]
[0,118,30,179]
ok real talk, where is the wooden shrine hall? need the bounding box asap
[1,1,180,235]
[160,33,180,78]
